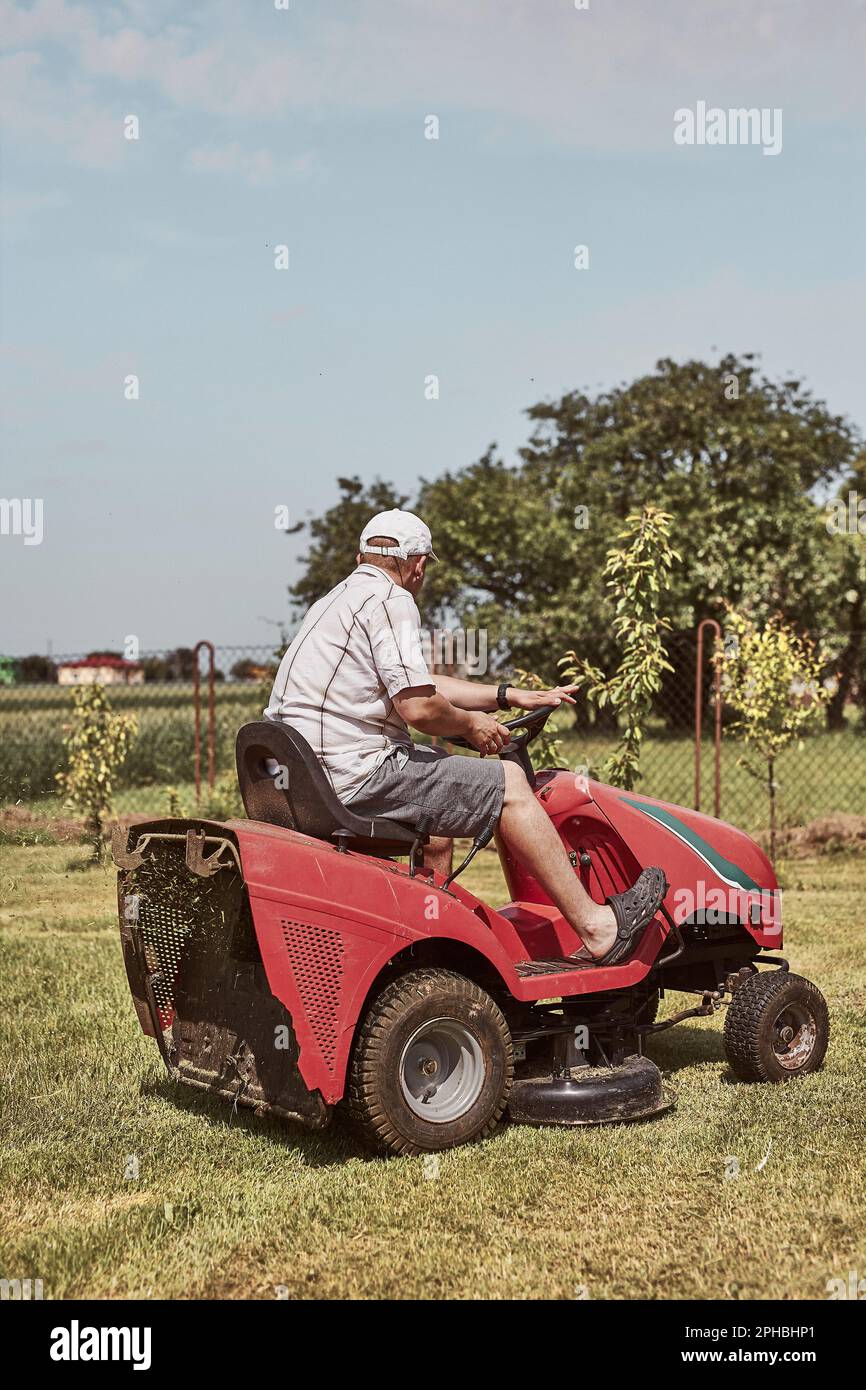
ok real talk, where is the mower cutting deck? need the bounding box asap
[114,708,829,1156]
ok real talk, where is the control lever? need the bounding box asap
[442,823,495,890]
[408,814,434,877]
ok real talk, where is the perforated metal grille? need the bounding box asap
[139,900,191,1018]
[280,920,345,1070]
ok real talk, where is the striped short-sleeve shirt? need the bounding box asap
[264,563,434,800]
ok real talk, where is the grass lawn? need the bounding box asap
[1,831,864,1301]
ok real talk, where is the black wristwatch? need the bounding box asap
[496,682,512,711]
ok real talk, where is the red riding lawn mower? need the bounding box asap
[113,708,829,1156]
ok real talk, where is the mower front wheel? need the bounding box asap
[346,968,513,1156]
[723,970,829,1082]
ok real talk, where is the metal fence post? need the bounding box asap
[193,640,216,802]
[695,618,722,818]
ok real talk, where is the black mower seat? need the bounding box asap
[235,720,427,857]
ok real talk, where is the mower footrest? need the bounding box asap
[515,955,595,978]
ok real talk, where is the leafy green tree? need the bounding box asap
[418,447,590,675]
[289,357,861,729]
[559,506,680,790]
[522,354,853,629]
[713,609,829,862]
[56,685,137,861]
[141,648,197,682]
[508,668,565,770]
[422,355,859,718]
[824,449,866,727]
[16,654,57,683]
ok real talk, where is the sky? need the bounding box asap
[2,0,865,656]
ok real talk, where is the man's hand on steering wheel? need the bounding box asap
[464,711,510,757]
[503,682,580,710]
[446,682,577,756]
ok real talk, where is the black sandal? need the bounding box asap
[586,866,668,967]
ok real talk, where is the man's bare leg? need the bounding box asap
[423,835,453,878]
[497,762,617,958]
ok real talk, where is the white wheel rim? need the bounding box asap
[399,1017,485,1122]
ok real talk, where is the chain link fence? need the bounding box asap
[0,645,278,823]
[0,634,863,839]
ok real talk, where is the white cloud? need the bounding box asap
[1,0,864,165]
[0,49,124,168]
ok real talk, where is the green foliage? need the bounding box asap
[560,506,679,790]
[713,608,830,861]
[825,449,866,730]
[198,770,245,822]
[285,359,861,732]
[140,647,198,682]
[414,356,861,708]
[56,686,137,859]
[509,669,564,770]
[0,686,269,805]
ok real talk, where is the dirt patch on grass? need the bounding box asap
[0,805,83,845]
[0,807,142,848]
[766,814,866,858]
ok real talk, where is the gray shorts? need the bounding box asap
[346,743,505,840]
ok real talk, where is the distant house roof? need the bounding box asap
[58,656,143,671]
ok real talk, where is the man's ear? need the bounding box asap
[355,552,362,564]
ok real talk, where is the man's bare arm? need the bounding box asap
[433,673,581,712]
[392,686,508,754]
[431,674,503,711]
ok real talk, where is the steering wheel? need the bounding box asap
[444,704,559,767]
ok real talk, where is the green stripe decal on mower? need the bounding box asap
[618,797,761,892]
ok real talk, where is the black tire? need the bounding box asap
[634,989,660,1027]
[723,970,829,1082]
[345,968,513,1156]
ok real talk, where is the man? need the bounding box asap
[265,509,665,964]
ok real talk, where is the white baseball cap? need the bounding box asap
[359,509,438,561]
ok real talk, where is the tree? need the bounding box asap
[559,506,680,790]
[56,686,137,861]
[824,449,866,728]
[418,447,590,675]
[422,355,860,712]
[141,648,198,682]
[522,354,854,629]
[289,356,861,716]
[230,658,268,681]
[15,654,57,683]
[713,609,829,862]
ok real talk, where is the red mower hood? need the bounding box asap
[590,783,778,896]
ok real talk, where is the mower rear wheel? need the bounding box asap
[346,968,513,1156]
[635,988,660,1026]
[723,970,829,1082]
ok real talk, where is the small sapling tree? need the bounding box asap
[713,608,828,862]
[559,505,680,791]
[57,685,137,861]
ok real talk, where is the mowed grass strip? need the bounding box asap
[1,842,864,1300]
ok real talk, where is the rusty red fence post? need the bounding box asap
[695,618,722,817]
[193,640,216,802]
